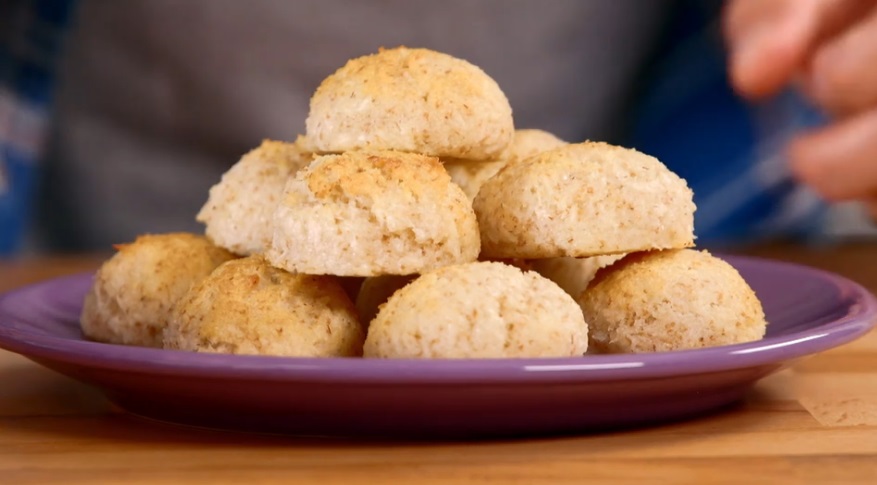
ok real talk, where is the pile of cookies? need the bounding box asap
[80,47,768,359]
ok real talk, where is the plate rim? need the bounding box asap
[0,255,875,384]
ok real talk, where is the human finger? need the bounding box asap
[789,108,877,200]
[803,8,877,115]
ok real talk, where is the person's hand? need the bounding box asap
[724,0,877,217]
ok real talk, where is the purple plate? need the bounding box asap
[0,255,875,439]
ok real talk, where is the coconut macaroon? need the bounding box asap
[445,129,567,200]
[267,150,481,276]
[580,249,767,353]
[197,138,314,256]
[473,141,696,259]
[530,254,625,300]
[364,262,588,359]
[164,256,364,357]
[306,46,514,160]
[80,233,236,348]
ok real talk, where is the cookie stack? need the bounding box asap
[80,46,767,359]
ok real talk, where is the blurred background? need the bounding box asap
[1,0,875,258]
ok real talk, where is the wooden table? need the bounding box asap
[1,246,876,484]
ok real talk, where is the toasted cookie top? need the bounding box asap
[267,150,480,276]
[306,47,514,160]
[473,141,696,258]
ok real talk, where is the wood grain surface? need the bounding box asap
[0,244,875,484]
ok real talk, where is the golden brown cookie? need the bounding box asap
[267,150,480,276]
[80,233,236,347]
[364,262,588,358]
[473,141,696,258]
[579,249,767,353]
[307,47,514,160]
[164,256,363,357]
